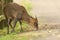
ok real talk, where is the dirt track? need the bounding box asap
[18,29,60,40]
[34,29,60,40]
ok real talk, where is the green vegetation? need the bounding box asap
[0,32,36,40]
[0,33,29,40]
[0,22,35,40]
[21,0,32,12]
[0,0,34,40]
[21,0,32,16]
[0,22,31,40]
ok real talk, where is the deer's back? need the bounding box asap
[3,3,29,19]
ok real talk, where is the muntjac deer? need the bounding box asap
[3,3,38,34]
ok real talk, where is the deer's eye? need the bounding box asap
[34,22,36,26]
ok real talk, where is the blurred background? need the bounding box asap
[0,0,60,40]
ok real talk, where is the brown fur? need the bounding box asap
[3,3,38,34]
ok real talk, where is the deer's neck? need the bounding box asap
[23,16,33,24]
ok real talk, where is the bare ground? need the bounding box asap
[17,24,60,40]
[34,29,60,40]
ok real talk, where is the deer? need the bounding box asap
[3,3,38,34]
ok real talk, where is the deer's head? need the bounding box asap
[30,16,38,30]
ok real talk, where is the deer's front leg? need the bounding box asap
[7,18,11,34]
[19,20,23,32]
[11,19,17,33]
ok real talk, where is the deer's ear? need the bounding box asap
[35,16,37,20]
